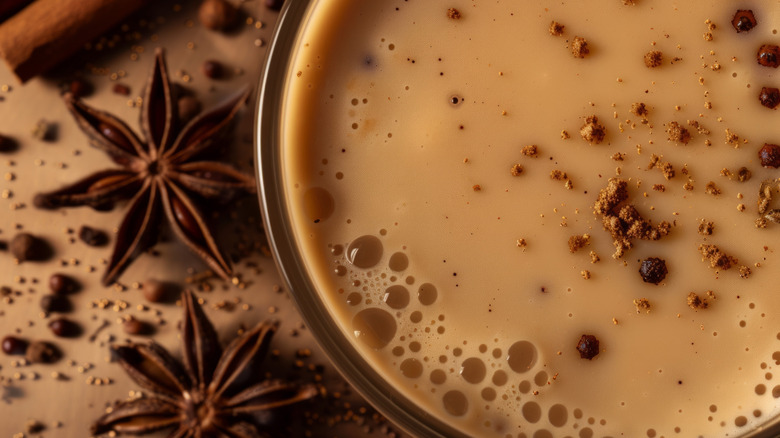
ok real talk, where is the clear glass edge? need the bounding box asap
[254,1,465,437]
[252,1,780,437]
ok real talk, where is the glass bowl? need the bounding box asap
[255,1,780,437]
[254,2,463,437]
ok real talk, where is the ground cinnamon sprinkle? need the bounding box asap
[698,219,714,235]
[725,128,740,147]
[446,8,461,19]
[644,50,663,68]
[568,234,591,252]
[633,298,651,313]
[549,21,565,36]
[739,265,752,278]
[594,178,671,258]
[521,145,539,157]
[551,170,568,181]
[687,291,714,310]
[510,164,524,176]
[580,116,606,144]
[666,121,691,144]
[687,119,710,135]
[704,181,721,195]
[630,102,648,118]
[647,154,675,179]
[698,244,737,270]
[571,36,590,58]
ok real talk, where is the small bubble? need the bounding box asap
[481,387,496,401]
[431,369,447,384]
[492,370,508,386]
[346,292,362,306]
[522,401,542,423]
[442,390,468,416]
[400,358,423,378]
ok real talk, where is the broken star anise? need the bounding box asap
[34,49,255,286]
[92,290,318,437]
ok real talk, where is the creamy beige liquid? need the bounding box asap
[281,1,780,437]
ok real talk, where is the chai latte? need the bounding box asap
[281,1,780,436]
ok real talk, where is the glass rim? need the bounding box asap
[254,1,465,437]
[253,1,780,437]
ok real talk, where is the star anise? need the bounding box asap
[34,49,255,285]
[92,290,318,437]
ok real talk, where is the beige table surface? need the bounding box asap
[0,1,403,436]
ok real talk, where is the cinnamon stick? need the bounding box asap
[0,0,150,83]
[0,0,33,24]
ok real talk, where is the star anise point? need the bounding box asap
[93,290,318,436]
[35,51,255,286]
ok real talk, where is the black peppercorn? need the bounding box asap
[759,87,780,109]
[759,144,780,168]
[142,279,167,302]
[0,134,18,153]
[10,233,38,261]
[48,318,80,337]
[78,225,108,246]
[49,273,78,294]
[576,334,600,360]
[69,78,93,98]
[732,10,757,33]
[757,45,780,68]
[264,0,284,11]
[639,257,668,284]
[2,336,28,355]
[40,294,70,313]
[122,317,149,335]
[198,0,238,31]
[202,60,224,79]
[25,341,60,363]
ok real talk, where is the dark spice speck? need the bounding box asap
[759,144,780,168]
[732,10,757,33]
[78,225,108,247]
[48,318,80,337]
[10,232,48,261]
[576,334,600,360]
[757,45,780,68]
[759,87,780,109]
[2,336,28,355]
[639,257,668,284]
[25,340,60,363]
